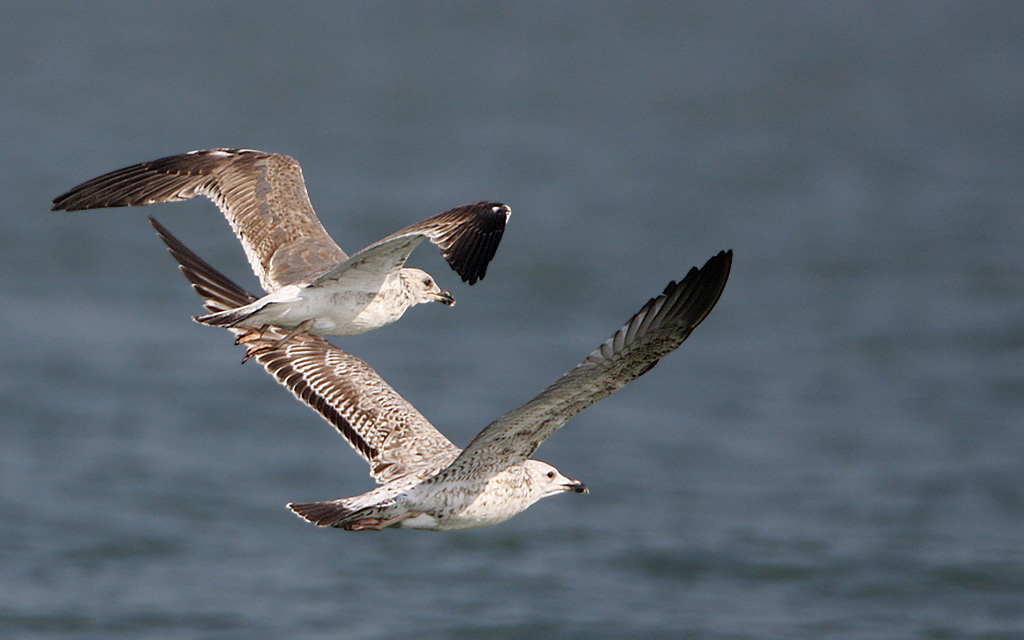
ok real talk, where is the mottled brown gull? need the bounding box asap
[52,149,510,338]
[151,216,732,531]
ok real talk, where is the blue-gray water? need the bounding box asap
[2,3,1022,639]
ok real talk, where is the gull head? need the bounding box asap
[403,268,455,306]
[525,460,588,500]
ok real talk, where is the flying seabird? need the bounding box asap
[150,216,732,531]
[52,149,510,340]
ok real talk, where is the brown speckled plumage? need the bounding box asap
[53,149,510,337]
[150,216,732,532]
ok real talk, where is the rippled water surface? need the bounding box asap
[2,3,1022,639]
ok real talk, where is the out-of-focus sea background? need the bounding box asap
[2,3,1021,639]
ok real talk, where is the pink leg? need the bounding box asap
[344,511,423,531]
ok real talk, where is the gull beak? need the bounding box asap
[433,289,455,306]
[565,479,588,494]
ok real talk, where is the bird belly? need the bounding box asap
[348,294,407,332]
[392,509,511,531]
[397,478,536,531]
[246,287,389,336]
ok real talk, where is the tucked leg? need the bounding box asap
[343,511,423,531]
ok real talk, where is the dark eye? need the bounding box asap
[423,277,433,286]
[546,471,555,479]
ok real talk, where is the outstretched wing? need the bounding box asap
[313,201,510,287]
[441,250,732,475]
[53,149,347,291]
[149,216,461,484]
[252,337,462,484]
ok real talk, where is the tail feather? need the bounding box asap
[194,303,261,327]
[288,500,358,527]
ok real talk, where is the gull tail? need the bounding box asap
[288,500,359,528]
[194,302,264,328]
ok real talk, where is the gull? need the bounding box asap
[52,149,510,339]
[150,216,732,531]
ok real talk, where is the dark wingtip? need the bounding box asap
[147,215,260,316]
[441,201,509,285]
[50,191,80,211]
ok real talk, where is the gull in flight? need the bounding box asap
[52,149,510,340]
[151,216,732,531]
